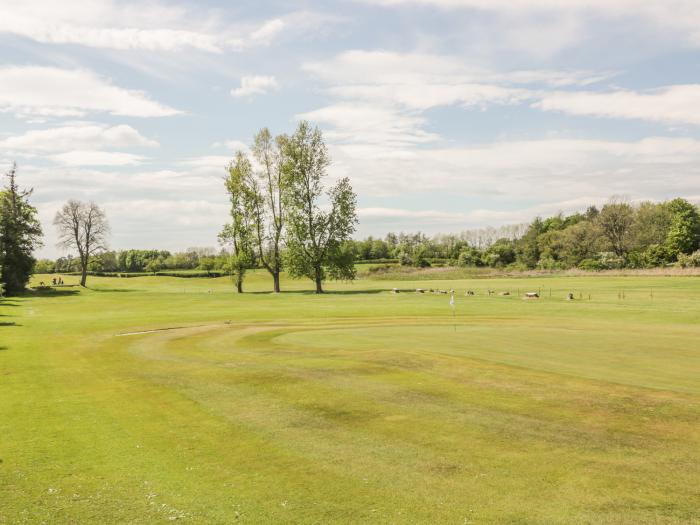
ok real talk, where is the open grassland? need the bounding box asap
[1,271,699,524]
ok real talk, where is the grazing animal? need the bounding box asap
[500,291,510,296]
[525,292,539,299]
[488,290,495,296]
[416,288,425,293]
[466,290,475,296]
[392,288,400,294]
[567,292,575,300]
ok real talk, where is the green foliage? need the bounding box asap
[457,246,482,267]
[664,198,700,258]
[282,122,358,293]
[677,249,700,268]
[220,152,257,293]
[597,198,635,258]
[0,164,43,293]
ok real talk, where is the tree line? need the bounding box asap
[345,197,700,270]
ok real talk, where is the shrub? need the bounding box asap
[578,258,604,271]
[677,250,700,268]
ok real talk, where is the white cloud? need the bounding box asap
[50,150,146,166]
[0,123,158,153]
[300,50,618,146]
[327,137,700,200]
[0,0,293,53]
[0,66,180,119]
[299,104,439,147]
[359,0,700,54]
[249,19,286,45]
[231,76,279,98]
[535,85,700,126]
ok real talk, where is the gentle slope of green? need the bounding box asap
[1,272,699,523]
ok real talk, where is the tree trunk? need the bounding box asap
[314,267,323,294]
[236,278,243,294]
[272,272,281,293]
[80,262,87,287]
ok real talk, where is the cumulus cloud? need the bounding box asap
[0,123,158,153]
[50,150,146,166]
[231,76,279,98]
[0,66,180,119]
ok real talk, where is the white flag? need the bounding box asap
[449,294,455,307]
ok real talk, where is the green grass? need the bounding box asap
[1,271,699,524]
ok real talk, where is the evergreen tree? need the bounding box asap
[0,164,43,294]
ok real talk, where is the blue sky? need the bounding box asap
[1,0,699,258]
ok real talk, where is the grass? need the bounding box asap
[1,270,699,524]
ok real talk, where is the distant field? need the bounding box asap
[1,272,699,523]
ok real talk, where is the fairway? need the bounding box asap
[2,272,700,524]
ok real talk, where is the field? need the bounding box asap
[1,271,699,524]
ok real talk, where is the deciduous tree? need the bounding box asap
[282,122,358,293]
[597,197,634,258]
[220,152,255,293]
[249,128,287,293]
[54,200,109,287]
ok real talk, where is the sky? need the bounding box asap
[1,0,700,258]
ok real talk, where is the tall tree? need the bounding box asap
[220,152,255,293]
[282,122,358,293]
[54,200,110,287]
[664,198,700,258]
[0,163,43,294]
[597,198,634,258]
[250,128,286,293]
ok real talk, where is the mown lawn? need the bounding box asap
[1,272,699,524]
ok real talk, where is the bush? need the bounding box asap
[578,258,604,271]
[642,244,675,267]
[677,250,700,268]
[536,257,564,270]
[597,252,625,270]
[457,248,481,267]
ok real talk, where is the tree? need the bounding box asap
[249,128,287,293]
[597,198,634,258]
[220,152,255,293]
[54,200,109,287]
[282,122,358,293]
[664,198,700,258]
[0,164,43,294]
[631,201,672,252]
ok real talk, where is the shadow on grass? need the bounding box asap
[0,321,19,327]
[23,288,81,298]
[246,289,385,296]
[90,288,136,293]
